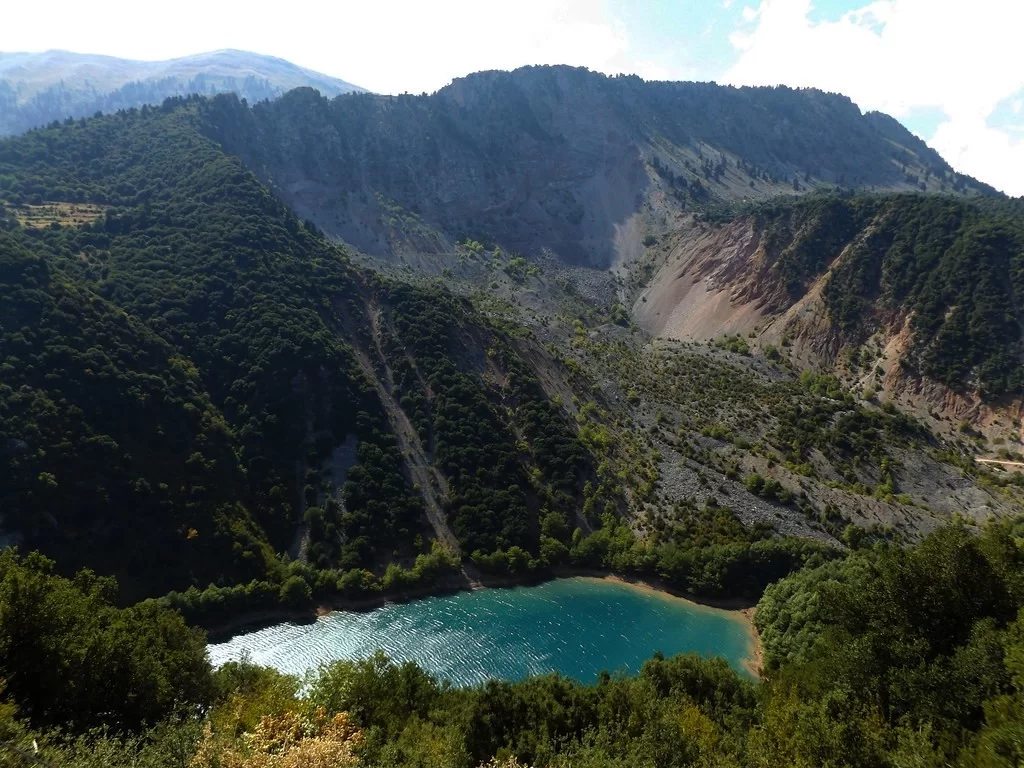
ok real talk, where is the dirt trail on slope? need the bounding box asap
[976,458,1024,471]
[341,299,460,554]
[365,302,454,503]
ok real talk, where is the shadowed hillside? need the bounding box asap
[204,65,993,268]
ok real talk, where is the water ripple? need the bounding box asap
[208,578,753,686]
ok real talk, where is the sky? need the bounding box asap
[2,0,1022,196]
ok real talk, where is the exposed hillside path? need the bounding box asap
[365,301,455,505]
[976,458,1024,470]
[336,298,460,554]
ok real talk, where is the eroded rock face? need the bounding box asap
[635,196,1024,436]
[634,217,785,340]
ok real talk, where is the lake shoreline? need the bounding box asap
[578,574,762,678]
[203,568,763,678]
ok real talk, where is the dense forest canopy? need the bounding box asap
[0,98,593,595]
[0,100,392,594]
[2,521,1024,767]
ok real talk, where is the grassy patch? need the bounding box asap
[10,201,107,229]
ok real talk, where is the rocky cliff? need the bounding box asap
[205,65,992,269]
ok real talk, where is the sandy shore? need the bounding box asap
[576,573,762,678]
[740,607,762,678]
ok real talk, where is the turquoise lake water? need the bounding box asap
[207,577,755,685]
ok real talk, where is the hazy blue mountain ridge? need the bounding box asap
[0,49,365,135]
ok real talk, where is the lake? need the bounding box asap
[207,577,756,685]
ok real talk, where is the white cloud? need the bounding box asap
[0,0,691,96]
[933,118,1024,194]
[741,5,761,22]
[724,0,1024,196]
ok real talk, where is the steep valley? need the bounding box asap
[3,61,1024,768]
[0,70,1021,612]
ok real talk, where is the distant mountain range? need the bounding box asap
[0,49,365,135]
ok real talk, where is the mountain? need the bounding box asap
[2,66,1024,768]
[0,49,365,136]
[1,86,1020,608]
[196,65,1018,430]
[203,65,994,269]
[0,96,598,597]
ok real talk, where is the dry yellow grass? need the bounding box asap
[190,708,362,768]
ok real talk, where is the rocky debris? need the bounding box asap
[654,446,837,543]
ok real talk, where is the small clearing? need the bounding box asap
[10,201,108,228]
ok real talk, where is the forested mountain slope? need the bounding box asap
[0,98,597,598]
[1,87,1020,604]
[203,65,993,268]
[0,49,365,136]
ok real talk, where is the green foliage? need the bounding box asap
[755,555,869,669]
[714,333,749,355]
[0,220,276,595]
[306,650,757,768]
[757,193,1024,397]
[0,100,433,593]
[161,542,462,627]
[744,472,793,504]
[756,518,1024,764]
[383,285,533,552]
[308,651,444,739]
[7,519,1024,768]
[760,195,874,298]
[770,382,928,496]
[380,283,591,555]
[0,549,212,733]
[567,516,834,599]
[501,255,535,283]
[799,369,847,399]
